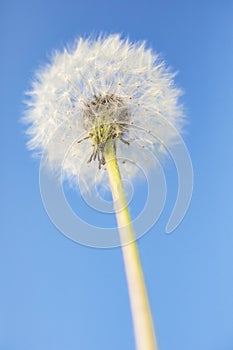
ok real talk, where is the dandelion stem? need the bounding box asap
[104,139,158,350]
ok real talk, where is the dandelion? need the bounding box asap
[24,34,184,350]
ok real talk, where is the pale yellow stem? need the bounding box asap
[104,140,158,350]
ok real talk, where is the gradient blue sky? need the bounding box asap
[1,0,233,349]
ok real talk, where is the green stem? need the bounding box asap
[104,140,158,350]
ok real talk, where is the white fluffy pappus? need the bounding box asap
[24,34,185,190]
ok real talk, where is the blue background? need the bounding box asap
[1,0,233,349]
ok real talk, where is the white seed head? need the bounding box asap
[24,34,185,189]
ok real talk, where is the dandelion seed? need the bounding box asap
[24,34,184,189]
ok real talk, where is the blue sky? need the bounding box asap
[1,0,233,349]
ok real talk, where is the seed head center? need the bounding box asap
[82,94,131,168]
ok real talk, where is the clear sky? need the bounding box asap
[1,0,233,349]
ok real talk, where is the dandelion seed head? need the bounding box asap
[24,34,185,189]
